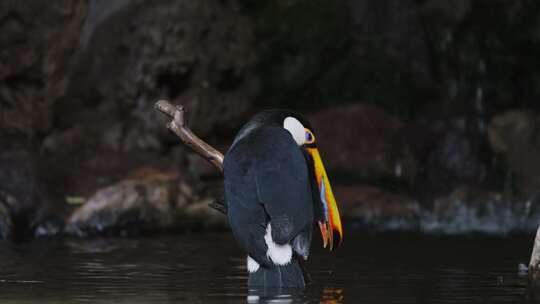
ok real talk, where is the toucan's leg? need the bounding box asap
[247,257,305,288]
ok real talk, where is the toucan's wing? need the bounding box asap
[226,199,272,267]
[224,136,272,267]
[251,126,314,255]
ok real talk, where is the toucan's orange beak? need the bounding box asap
[306,147,343,250]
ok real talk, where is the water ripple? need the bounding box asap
[0,234,532,303]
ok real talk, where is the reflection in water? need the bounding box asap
[245,286,344,303]
[247,288,304,303]
[0,233,533,303]
[320,287,344,304]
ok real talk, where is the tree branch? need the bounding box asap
[155,100,227,214]
[155,100,224,172]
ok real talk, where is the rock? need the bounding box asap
[31,213,66,239]
[0,1,255,242]
[309,104,417,186]
[66,168,226,237]
[309,105,493,231]
[488,110,540,195]
[412,118,487,198]
[0,150,40,213]
[421,187,505,234]
[32,0,256,217]
[419,186,540,234]
[335,183,540,234]
[0,0,87,139]
[334,184,420,232]
[54,0,256,153]
[0,1,94,239]
[0,149,61,240]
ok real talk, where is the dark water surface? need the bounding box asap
[0,233,534,303]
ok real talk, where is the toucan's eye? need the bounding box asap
[305,129,315,144]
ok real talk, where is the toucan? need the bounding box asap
[223,110,343,288]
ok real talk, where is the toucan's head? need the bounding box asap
[255,110,343,250]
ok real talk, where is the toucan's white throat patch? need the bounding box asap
[264,223,292,265]
[283,117,305,146]
[247,255,260,273]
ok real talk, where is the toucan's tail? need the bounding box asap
[248,257,305,288]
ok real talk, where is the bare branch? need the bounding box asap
[155,100,228,215]
[155,100,224,172]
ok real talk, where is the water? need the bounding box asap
[0,233,534,303]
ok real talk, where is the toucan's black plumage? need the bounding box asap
[224,110,342,288]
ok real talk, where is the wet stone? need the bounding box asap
[66,170,226,237]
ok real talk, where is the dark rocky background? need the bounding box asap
[2,0,540,241]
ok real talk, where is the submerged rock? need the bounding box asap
[66,169,226,237]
